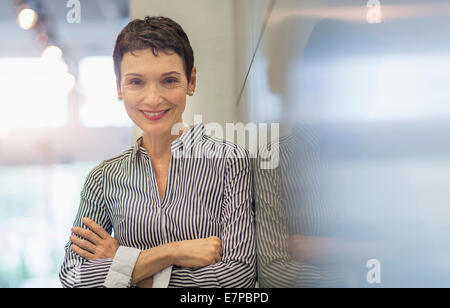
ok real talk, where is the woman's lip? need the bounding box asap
[141,109,170,121]
[141,109,169,113]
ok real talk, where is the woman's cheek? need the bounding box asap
[122,93,142,110]
[122,99,142,122]
[175,87,190,103]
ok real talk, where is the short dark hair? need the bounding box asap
[113,16,194,86]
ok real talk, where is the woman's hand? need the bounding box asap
[70,217,119,260]
[136,276,153,288]
[172,236,223,268]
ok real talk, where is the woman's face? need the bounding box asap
[117,49,196,137]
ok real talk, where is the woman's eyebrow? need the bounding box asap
[124,73,144,77]
[162,71,181,76]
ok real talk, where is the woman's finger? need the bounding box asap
[82,217,110,240]
[72,226,102,245]
[71,244,96,260]
[215,251,222,263]
[70,234,96,254]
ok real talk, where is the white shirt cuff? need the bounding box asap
[152,266,173,288]
[103,246,141,288]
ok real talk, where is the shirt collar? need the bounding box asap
[131,123,205,160]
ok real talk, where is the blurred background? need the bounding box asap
[0,0,131,287]
[2,0,450,287]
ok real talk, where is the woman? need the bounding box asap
[59,16,256,288]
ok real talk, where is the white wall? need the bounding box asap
[234,0,271,123]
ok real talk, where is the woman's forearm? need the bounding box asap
[130,236,224,285]
[131,242,176,285]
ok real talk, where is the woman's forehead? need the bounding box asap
[121,49,185,76]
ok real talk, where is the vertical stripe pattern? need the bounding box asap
[59,124,256,288]
[254,124,345,287]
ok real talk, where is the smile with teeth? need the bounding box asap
[141,108,171,120]
[143,110,168,116]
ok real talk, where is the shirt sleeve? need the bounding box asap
[59,162,140,288]
[168,146,257,288]
[152,266,173,288]
[104,246,141,288]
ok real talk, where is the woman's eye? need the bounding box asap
[164,78,179,86]
[129,79,142,85]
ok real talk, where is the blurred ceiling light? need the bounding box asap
[41,45,63,61]
[17,8,38,30]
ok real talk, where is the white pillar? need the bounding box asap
[129,0,238,140]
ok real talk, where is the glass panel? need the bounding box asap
[248,0,450,287]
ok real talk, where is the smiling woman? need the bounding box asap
[59,16,256,288]
[119,49,195,139]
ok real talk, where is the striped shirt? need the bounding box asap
[59,123,256,288]
[253,123,346,287]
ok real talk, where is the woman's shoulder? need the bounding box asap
[103,147,135,164]
[86,146,135,175]
[202,134,250,160]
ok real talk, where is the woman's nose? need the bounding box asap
[143,83,163,105]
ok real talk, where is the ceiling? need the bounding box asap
[0,0,130,60]
[0,0,128,22]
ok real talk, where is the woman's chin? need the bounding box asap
[140,121,177,136]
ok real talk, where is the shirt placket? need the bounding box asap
[143,151,168,246]
[159,154,174,245]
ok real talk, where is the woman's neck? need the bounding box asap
[141,124,189,161]
[142,133,173,161]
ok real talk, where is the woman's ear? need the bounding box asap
[116,78,123,100]
[187,67,197,96]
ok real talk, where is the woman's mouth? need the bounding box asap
[141,109,170,121]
